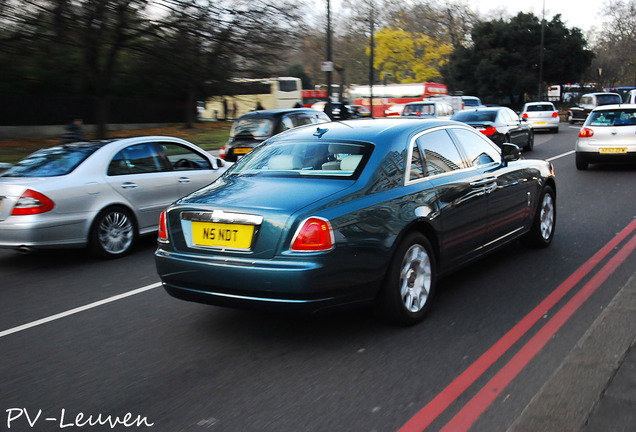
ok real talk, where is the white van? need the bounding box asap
[626,89,636,104]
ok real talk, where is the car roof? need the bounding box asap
[404,101,437,106]
[458,106,506,111]
[583,92,621,97]
[591,103,636,111]
[237,108,324,119]
[274,117,465,143]
[524,101,554,106]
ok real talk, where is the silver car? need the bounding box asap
[0,136,229,257]
[520,102,560,133]
[575,104,636,170]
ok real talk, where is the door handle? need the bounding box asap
[469,177,496,187]
[120,182,137,189]
[178,177,191,184]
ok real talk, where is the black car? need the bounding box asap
[220,108,330,162]
[451,107,534,150]
[311,101,364,120]
[567,92,622,124]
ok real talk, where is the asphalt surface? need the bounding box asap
[509,269,636,432]
[1,124,636,431]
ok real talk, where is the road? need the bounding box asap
[1,123,635,432]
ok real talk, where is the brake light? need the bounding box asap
[579,128,594,138]
[552,111,559,118]
[522,113,529,119]
[158,211,168,240]
[11,189,55,215]
[290,217,333,252]
[219,146,226,160]
[479,126,497,136]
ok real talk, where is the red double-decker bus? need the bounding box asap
[301,90,328,107]
[348,82,448,117]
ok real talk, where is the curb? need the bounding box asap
[507,272,636,432]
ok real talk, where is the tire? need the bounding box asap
[376,233,436,325]
[89,206,137,258]
[525,130,534,151]
[575,152,589,170]
[522,186,556,248]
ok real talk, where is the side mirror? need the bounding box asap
[502,143,521,163]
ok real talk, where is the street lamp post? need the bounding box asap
[538,0,545,99]
[326,0,333,116]
[368,1,374,118]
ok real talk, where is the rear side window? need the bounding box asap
[108,143,171,175]
[450,128,500,167]
[415,130,464,177]
[1,143,102,177]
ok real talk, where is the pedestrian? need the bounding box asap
[62,118,85,143]
[323,101,334,120]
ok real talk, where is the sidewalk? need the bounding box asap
[508,272,636,432]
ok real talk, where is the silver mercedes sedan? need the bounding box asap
[0,136,229,258]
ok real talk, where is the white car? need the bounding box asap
[520,102,560,133]
[0,136,229,257]
[384,103,405,117]
[575,104,636,170]
[401,101,454,119]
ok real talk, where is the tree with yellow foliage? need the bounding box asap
[371,27,452,83]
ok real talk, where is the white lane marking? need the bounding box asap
[0,282,161,338]
[547,150,575,162]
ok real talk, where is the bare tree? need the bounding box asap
[590,0,636,87]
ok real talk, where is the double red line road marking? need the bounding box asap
[399,218,636,432]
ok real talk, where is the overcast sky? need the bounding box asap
[457,0,606,33]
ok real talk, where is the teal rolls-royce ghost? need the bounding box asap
[155,118,556,325]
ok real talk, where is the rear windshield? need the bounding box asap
[452,110,497,122]
[526,104,555,112]
[230,118,274,139]
[587,109,636,126]
[1,143,102,177]
[228,140,373,179]
[403,104,435,116]
[597,94,622,105]
[463,98,481,107]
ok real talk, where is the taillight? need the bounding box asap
[579,128,594,138]
[158,211,168,240]
[551,111,559,118]
[479,126,497,136]
[219,146,226,160]
[11,189,55,215]
[522,113,529,119]
[290,217,333,252]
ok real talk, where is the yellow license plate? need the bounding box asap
[535,121,547,125]
[191,221,254,249]
[600,147,627,154]
[234,148,252,155]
